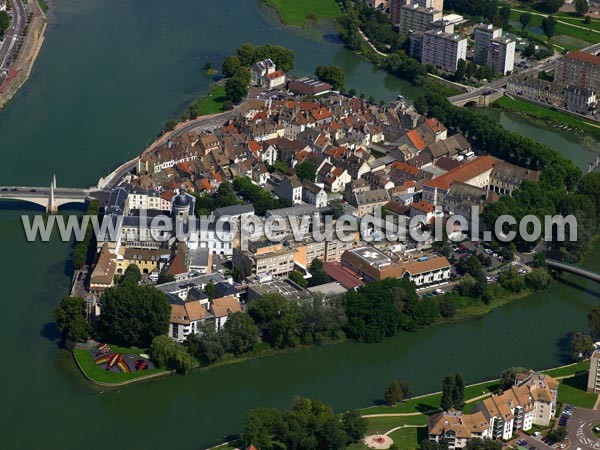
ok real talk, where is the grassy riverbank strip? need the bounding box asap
[493,96,600,140]
[261,0,342,27]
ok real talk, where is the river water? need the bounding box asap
[0,1,599,449]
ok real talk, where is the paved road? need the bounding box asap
[0,0,25,72]
[569,408,600,450]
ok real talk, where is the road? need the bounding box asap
[0,0,25,73]
[569,407,600,450]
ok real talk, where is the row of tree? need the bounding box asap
[569,305,600,361]
[242,397,367,450]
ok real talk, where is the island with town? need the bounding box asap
[28,0,600,449]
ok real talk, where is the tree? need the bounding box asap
[315,65,346,91]
[220,312,259,355]
[547,426,568,442]
[384,380,403,405]
[348,88,357,97]
[542,16,557,41]
[288,270,308,288]
[569,331,594,361]
[329,199,345,219]
[455,58,466,82]
[225,75,249,103]
[541,0,563,13]
[164,119,178,131]
[184,323,225,365]
[441,375,456,410]
[53,296,91,343]
[458,274,480,297]
[453,373,465,408]
[243,407,284,449]
[248,293,301,348]
[440,296,457,318]
[222,55,242,78]
[519,12,531,33]
[500,367,527,389]
[151,335,195,373]
[204,281,217,300]
[98,284,171,348]
[589,306,600,338]
[525,268,552,290]
[157,273,175,285]
[499,267,525,293]
[499,6,511,28]
[0,11,9,36]
[296,160,316,182]
[465,438,502,450]
[120,264,142,285]
[342,410,367,443]
[575,0,589,16]
[585,15,591,24]
[309,258,331,286]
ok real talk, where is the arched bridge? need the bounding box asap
[546,259,600,283]
[0,176,100,213]
[448,85,506,107]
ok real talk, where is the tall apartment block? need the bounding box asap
[421,29,467,72]
[474,24,515,75]
[398,4,443,35]
[588,350,600,394]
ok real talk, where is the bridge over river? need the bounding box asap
[0,175,104,213]
[546,259,600,283]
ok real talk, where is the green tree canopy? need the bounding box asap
[0,11,9,36]
[542,16,557,41]
[315,65,346,91]
[500,367,527,389]
[519,12,532,32]
[570,331,594,361]
[248,293,301,348]
[295,160,316,182]
[53,296,91,343]
[98,284,170,348]
[151,335,194,373]
[120,264,142,286]
[220,312,259,355]
[225,75,249,104]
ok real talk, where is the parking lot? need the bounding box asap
[568,407,600,450]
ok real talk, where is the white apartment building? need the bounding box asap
[421,29,467,73]
[474,24,502,65]
[588,350,600,393]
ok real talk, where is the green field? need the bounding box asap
[557,373,598,408]
[509,10,598,45]
[362,379,500,416]
[73,348,168,384]
[262,0,343,27]
[388,426,428,450]
[543,360,590,378]
[493,96,600,139]
[193,85,227,117]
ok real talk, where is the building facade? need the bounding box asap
[421,30,467,73]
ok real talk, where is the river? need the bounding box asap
[0,1,598,449]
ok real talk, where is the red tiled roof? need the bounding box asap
[425,155,497,190]
[323,262,364,289]
[566,51,600,65]
[411,201,434,213]
[406,130,426,151]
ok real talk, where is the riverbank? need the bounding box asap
[0,1,47,110]
[260,0,342,27]
[209,360,595,450]
[492,95,600,141]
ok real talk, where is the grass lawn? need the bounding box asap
[73,348,167,384]
[366,416,429,435]
[362,379,501,416]
[543,360,590,378]
[196,85,227,116]
[388,426,428,450]
[509,10,597,44]
[493,96,600,138]
[262,0,342,27]
[557,373,598,409]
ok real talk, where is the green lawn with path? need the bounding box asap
[509,10,597,45]
[73,348,168,384]
[543,360,590,378]
[262,0,342,27]
[388,426,428,450]
[193,85,227,117]
[557,373,598,409]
